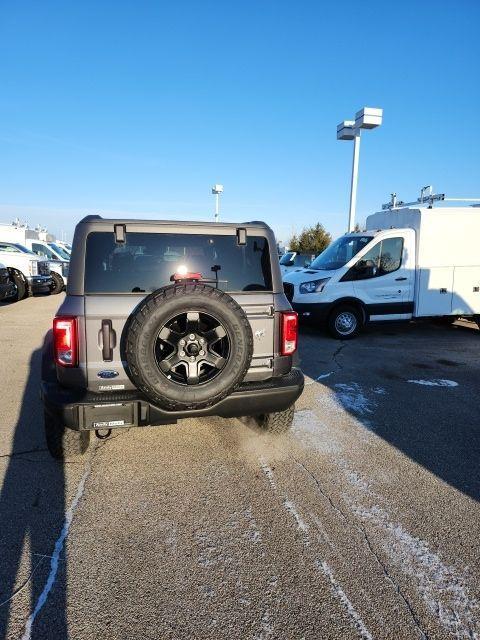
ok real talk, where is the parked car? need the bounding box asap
[41,215,304,459]
[283,205,480,339]
[0,242,51,300]
[279,251,315,276]
[0,262,16,302]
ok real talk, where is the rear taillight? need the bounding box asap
[53,316,78,367]
[281,311,298,356]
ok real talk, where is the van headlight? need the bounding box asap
[299,277,330,294]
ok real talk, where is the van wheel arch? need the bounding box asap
[327,299,366,339]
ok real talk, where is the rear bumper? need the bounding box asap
[41,368,305,431]
[27,275,53,293]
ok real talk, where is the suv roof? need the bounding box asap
[67,216,282,295]
[78,214,271,230]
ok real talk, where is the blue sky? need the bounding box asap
[0,0,478,243]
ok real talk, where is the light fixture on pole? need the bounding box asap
[211,184,224,223]
[337,107,383,232]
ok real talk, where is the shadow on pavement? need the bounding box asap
[298,320,480,503]
[0,340,68,639]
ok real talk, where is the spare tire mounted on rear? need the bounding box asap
[125,283,253,411]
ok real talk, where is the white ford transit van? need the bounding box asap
[283,206,480,338]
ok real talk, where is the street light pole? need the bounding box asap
[211,184,224,223]
[348,131,361,232]
[337,107,383,232]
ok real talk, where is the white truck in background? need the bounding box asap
[0,223,69,293]
[284,194,480,338]
[0,242,52,301]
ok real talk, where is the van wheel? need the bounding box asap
[44,411,90,460]
[256,405,295,434]
[328,305,362,339]
[50,272,65,294]
[10,271,27,301]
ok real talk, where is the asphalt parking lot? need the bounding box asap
[0,294,479,640]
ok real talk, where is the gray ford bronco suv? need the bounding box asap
[41,216,304,459]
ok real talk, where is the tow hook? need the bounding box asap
[95,429,112,440]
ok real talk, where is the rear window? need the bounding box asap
[84,232,273,294]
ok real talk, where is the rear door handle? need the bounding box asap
[101,319,114,361]
[395,277,407,281]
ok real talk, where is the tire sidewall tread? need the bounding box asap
[44,410,90,460]
[125,284,254,411]
[258,405,295,434]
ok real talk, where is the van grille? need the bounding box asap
[283,282,294,303]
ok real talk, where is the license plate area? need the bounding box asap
[82,402,138,430]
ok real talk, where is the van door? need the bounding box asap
[347,231,415,320]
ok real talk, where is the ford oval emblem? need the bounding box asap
[97,370,119,379]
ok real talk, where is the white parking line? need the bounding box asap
[317,560,373,640]
[259,458,373,640]
[21,457,93,640]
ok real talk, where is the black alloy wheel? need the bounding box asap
[154,311,230,386]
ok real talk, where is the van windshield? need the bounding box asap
[13,243,35,255]
[49,243,70,260]
[309,235,373,271]
[279,252,294,265]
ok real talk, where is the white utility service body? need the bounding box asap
[283,206,480,337]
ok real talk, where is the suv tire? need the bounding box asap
[50,271,64,294]
[328,304,362,339]
[125,283,254,411]
[44,410,90,459]
[257,405,295,433]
